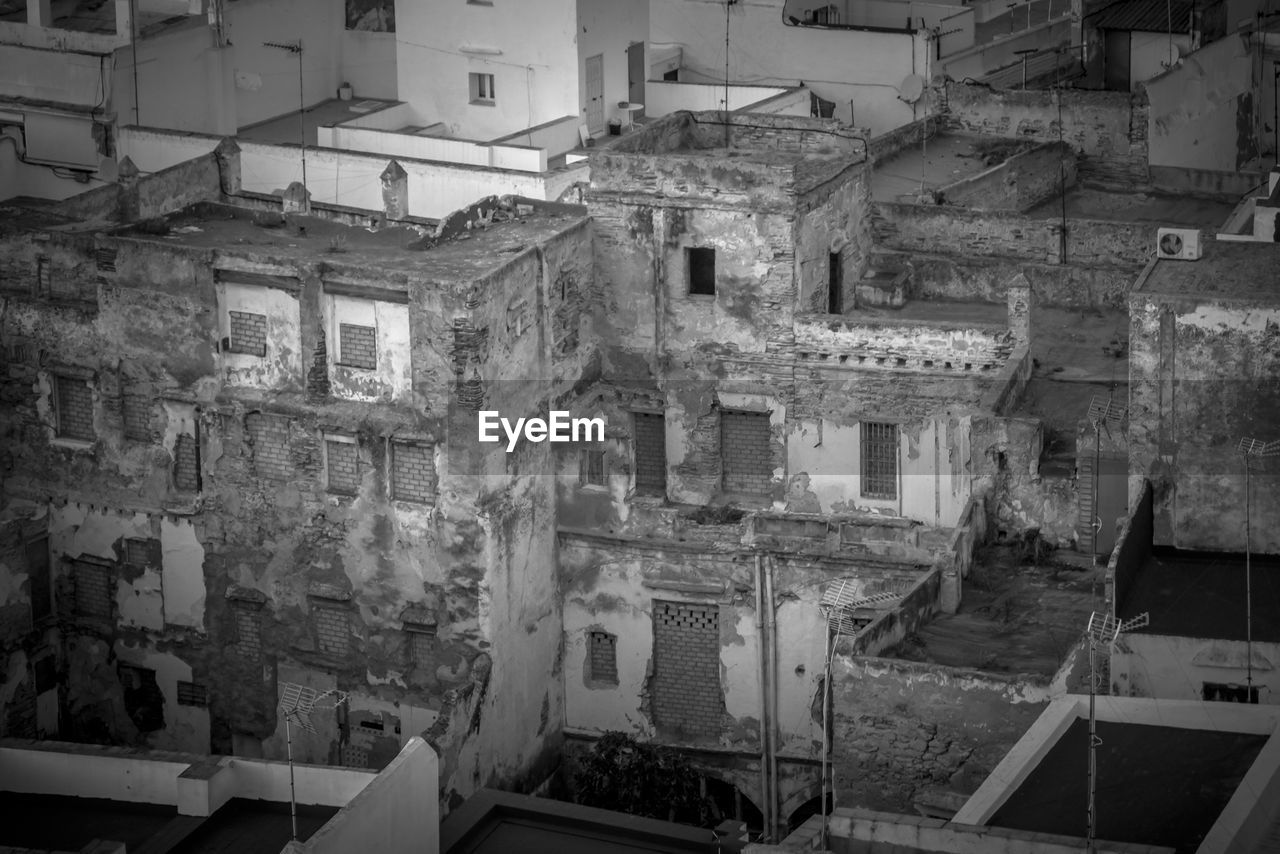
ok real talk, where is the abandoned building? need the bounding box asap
[4,0,1280,848]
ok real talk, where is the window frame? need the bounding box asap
[686,246,716,296]
[860,421,899,500]
[631,411,667,498]
[579,447,607,490]
[52,373,96,444]
[469,72,496,105]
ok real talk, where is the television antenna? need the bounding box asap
[817,582,901,848]
[1084,395,1127,571]
[1083,610,1148,854]
[1237,436,1279,697]
[278,682,348,841]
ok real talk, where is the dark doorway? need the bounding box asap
[828,251,843,314]
[1104,29,1130,91]
[627,42,645,118]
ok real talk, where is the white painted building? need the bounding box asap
[395,0,649,141]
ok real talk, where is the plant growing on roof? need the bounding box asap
[573,731,715,826]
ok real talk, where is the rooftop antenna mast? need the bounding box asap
[264,40,307,198]
[1085,395,1128,575]
[818,583,901,850]
[277,682,348,841]
[1237,436,1279,697]
[724,0,735,148]
[1083,610,1149,854]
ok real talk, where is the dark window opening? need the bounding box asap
[861,422,898,499]
[828,251,843,314]
[27,536,52,623]
[176,680,209,708]
[581,448,606,487]
[1203,682,1259,704]
[663,68,679,82]
[687,247,716,296]
[119,664,165,732]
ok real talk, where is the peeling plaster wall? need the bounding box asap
[1129,296,1280,553]
[829,655,1050,813]
[218,280,305,391]
[325,294,413,403]
[1112,635,1280,704]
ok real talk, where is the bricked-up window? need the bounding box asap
[73,559,113,619]
[54,375,95,441]
[580,449,606,487]
[860,422,899,500]
[227,310,268,357]
[232,605,262,661]
[325,437,360,495]
[652,601,722,737]
[122,393,151,441]
[26,536,52,623]
[409,632,434,669]
[586,630,618,685]
[173,433,201,492]
[687,247,716,296]
[337,323,377,370]
[828,251,843,314]
[118,664,165,732]
[176,680,209,708]
[246,413,292,481]
[391,441,436,504]
[1203,682,1260,704]
[632,412,667,497]
[35,257,51,297]
[721,411,773,495]
[313,604,350,657]
[124,538,157,569]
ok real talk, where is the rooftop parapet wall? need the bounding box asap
[940,141,1078,212]
[943,83,1149,189]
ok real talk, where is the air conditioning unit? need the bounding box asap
[1156,227,1202,261]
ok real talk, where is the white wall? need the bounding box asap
[651,0,929,135]
[325,294,413,403]
[1145,34,1253,172]
[217,279,304,389]
[1129,31,1191,90]
[340,29,398,101]
[1113,635,1280,705]
[395,0,578,139]
[644,80,798,116]
[577,0,649,128]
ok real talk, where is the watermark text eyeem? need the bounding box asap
[478,411,605,452]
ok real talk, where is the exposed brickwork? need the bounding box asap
[55,376,95,441]
[390,442,435,504]
[121,392,151,441]
[124,538,157,568]
[176,680,209,707]
[227,310,268,357]
[325,439,359,494]
[587,630,618,684]
[632,412,667,497]
[652,601,722,738]
[245,413,292,481]
[338,323,377,370]
[410,632,434,669]
[313,604,350,657]
[232,606,262,661]
[173,433,200,492]
[73,560,112,619]
[721,411,772,495]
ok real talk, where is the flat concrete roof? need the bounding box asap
[1119,549,1280,643]
[988,719,1266,850]
[120,200,588,283]
[872,133,1030,202]
[1136,239,1280,302]
[238,98,403,148]
[1025,188,1237,229]
[0,793,336,854]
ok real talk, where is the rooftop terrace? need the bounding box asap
[238,97,403,148]
[1136,239,1280,301]
[117,199,588,283]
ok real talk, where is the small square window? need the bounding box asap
[580,448,606,487]
[687,247,715,296]
[176,680,209,708]
[469,72,496,104]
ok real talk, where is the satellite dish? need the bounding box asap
[898,74,925,104]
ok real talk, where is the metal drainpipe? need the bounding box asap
[754,554,771,839]
[765,553,780,840]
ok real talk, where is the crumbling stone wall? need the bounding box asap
[829,656,1049,814]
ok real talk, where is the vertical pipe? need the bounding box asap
[287,716,298,841]
[821,624,832,849]
[765,555,779,840]
[1245,457,1253,692]
[298,44,308,197]
[130,0,140,125]
[1087,643,1097,854]
[724,0,731,148]
[754,555,770,839]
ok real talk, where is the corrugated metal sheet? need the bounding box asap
[1091,0,1192,32]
